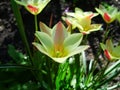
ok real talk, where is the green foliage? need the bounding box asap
[8,45,28,64]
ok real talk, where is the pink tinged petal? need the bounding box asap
[104,13,111,23]
[53,21,67,51]
[65,19,72,26]
[27,5,38,14]
[88,13,94,19]
[81,32,87,35]
[39,22,51,36]
[66,18,79,30]
[104,49,111,60]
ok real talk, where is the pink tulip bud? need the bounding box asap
[27,5,38,14]
[104,49,111,60]
[104,13,111,23]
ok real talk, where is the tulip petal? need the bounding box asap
[66,12,76,17]
[52,45,89,63]
[37,0,51,14]
[112,46,120,58]
[32,42,50,56]
[95,8,103,15]
[64,33,83,52]
[33,42,68,63]
[68,46,89,57]
[62,17,81,30]
[82,24,102,34]
[39,22,51,36]
[35,31,54,53]
[104,13,111,23]
[51,57,68,63]
[15,0,26,6]
[104,49,112,60]
[75,7,83,14]
[106,39,114,54]
[100,43,106,50]
[27,5,39,14]
[52,21,68,46]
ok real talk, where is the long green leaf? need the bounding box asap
[10,0,33,65]
[0,65,35,70]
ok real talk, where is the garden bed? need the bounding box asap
[0,0,120,89]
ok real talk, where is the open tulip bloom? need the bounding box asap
[15,0,51,15]
[62,7,102,34]
[32,21,89,63]
[100,39,120,60]
[95,4,119,23]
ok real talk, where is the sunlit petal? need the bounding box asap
[64,33,83,52]
[35,31,54,53]
[39,22,51,36]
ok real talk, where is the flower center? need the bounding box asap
[53,45,67,58]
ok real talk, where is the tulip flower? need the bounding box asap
[15,0,51,15]
[62,7,102,34]
[32,21,89,63]
[100,39,120,60]
[95,4,119,23]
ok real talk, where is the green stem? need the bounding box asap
[34,15,38,31]
[11,0,34,66]
[102,24,110,43]
[75,54,81,89]
[46,57,54,90]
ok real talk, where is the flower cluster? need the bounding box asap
[62,7,102,34]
